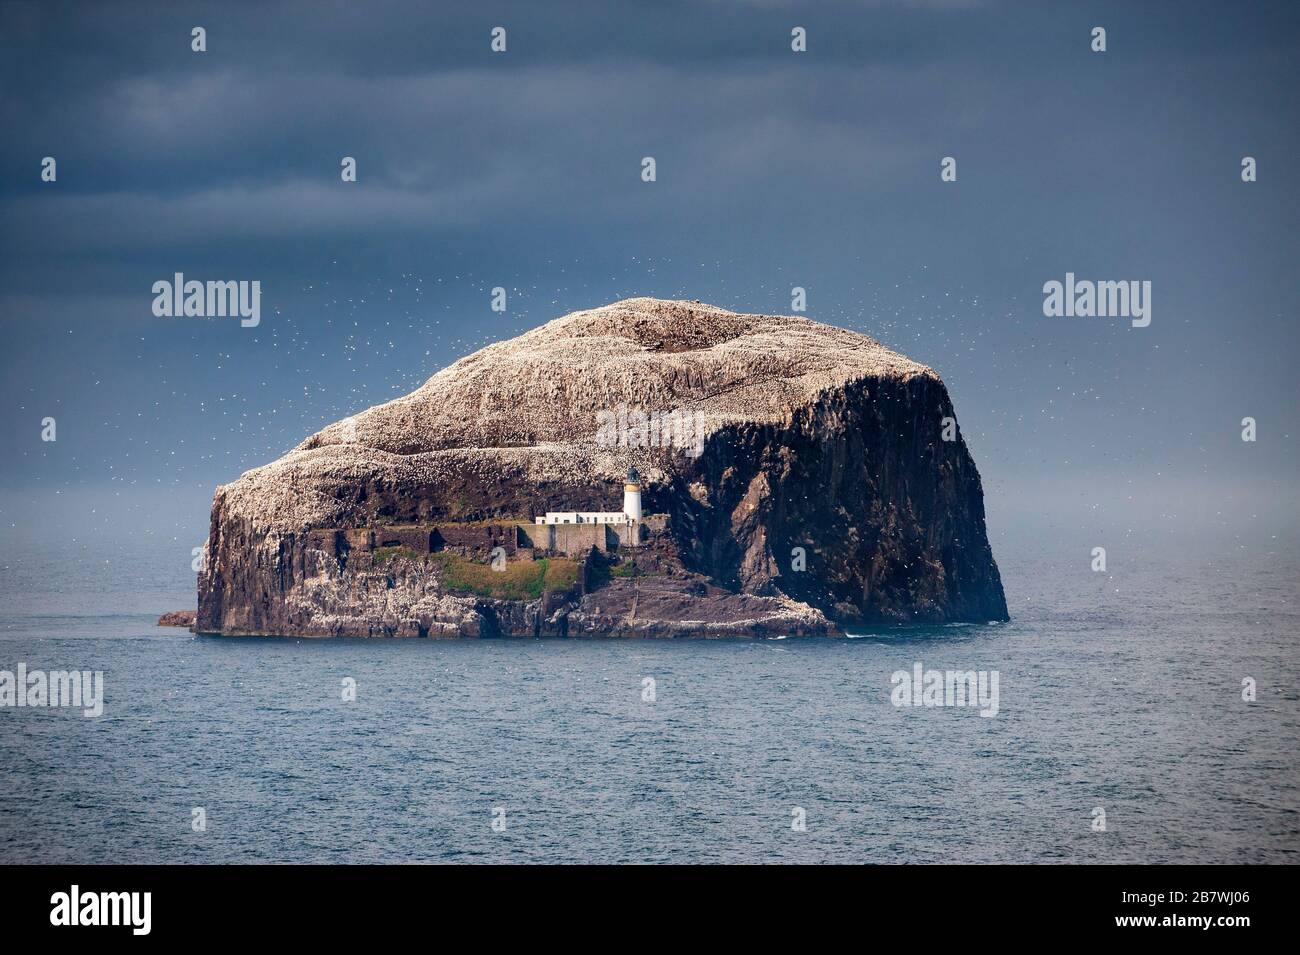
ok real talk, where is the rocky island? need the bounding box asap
[196,298,1007,638]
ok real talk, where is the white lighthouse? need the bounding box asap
[622,466,643,523]
[533,467,645,528]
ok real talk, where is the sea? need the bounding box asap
[1,530,1297,864]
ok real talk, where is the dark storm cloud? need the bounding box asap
[4,0,1292,263]
[1,59,968,259]
[1,0,1003,264]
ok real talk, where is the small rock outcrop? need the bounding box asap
[157,610,197,628]
[197,298,1007,637]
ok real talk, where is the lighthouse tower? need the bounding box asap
[623,466,643,523]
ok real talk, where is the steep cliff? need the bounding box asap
[197,298,1007,637]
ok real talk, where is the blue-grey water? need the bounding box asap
[1,532,1297,864]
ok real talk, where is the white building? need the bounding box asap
[536,467,642,525]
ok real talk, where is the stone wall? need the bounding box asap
[435,524,520,561]
[305,516,667,562]
[374,526,434,553]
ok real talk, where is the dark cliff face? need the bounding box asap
[661,374,1007,625]
[196,298,1007,637]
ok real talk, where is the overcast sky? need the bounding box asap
[1,0,1297,555]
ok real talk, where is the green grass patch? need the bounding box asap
[429,552,580,601]
[542,557,580,593]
